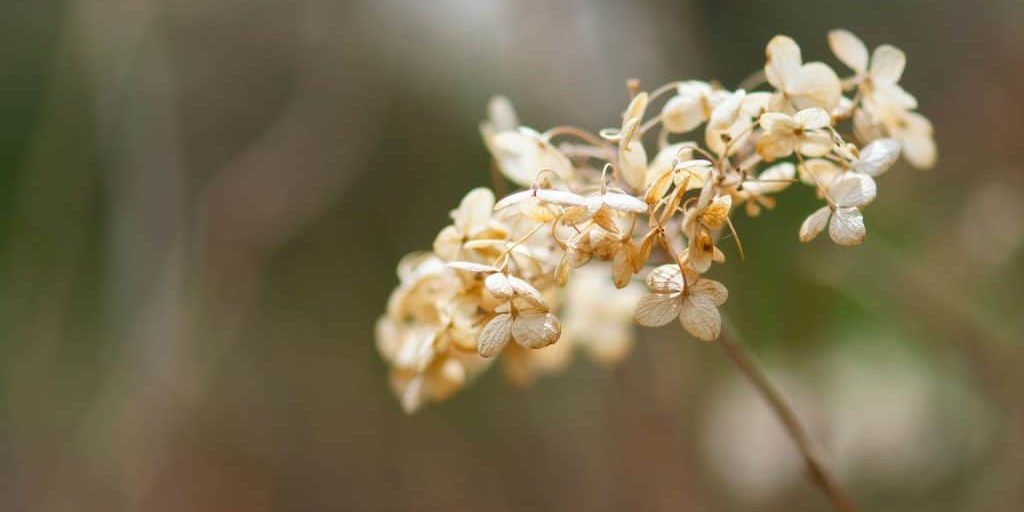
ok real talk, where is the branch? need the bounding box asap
[717,326,859,512]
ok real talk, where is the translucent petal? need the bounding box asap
[799,206,831,242]
[484,272,514,300]
[829,206,866,246]
[661,94,706,133]
[691,278,729,306]
[765,35,802,90]
[791,62,842,110]
[797,131,835,157]
[619,139,648,191]
[794,108,831,129]
[854,138,901,176]
[478,314,513,357]
[828,29,868,74]
[601,192,648,213]
[830,173,877,207]
[679,295,722,341]
[646,264,684,294]
[634,293,682,327]
[870,45,906,84]
[512,312,561,349]
[508,275,548,309]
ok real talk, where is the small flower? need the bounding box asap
[764,35,842,111]
[478,302,562,357]
[634,264,729,341]
[433,188,508,261]
[485,127,575,186]
[799,173,877,246]
[740,162,796,216]
[661,81,729,133]
[757,108,835,161]
[828,30,918,112]
[682,187,733,273]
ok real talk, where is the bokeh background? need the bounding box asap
[1,0,1023,510]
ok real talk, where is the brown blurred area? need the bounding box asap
[1,0,1022,510]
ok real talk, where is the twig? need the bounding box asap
[717,325,859,512]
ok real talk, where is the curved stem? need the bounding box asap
[717,325,859,512]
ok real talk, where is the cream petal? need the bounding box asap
[601,192,649,213]
[478,313,513,357]
[624,92,649,123]
[794,108,831,129]
[854,138,901,176]
[870,45,906,84]
[634,293,683,327]
[661,94,706,133]
[799,206,831,242]
[486,96,519,132]
[709,90,746,130]
[679,295,722,341]
[745,162,795,195]
[612,249,635,289]
[508,275,548,309]
[511,312,561,349]
[902,131,937,170]
[619,139,649,191]
[830,173,877,208]
[484,272,514,300]
[765,35,802,90]
[454,188,495,234]
[691,278,729,306]
[799,158,842,186]
[797,131,835,157]
[446,261,499,273]
[432,226,464,261]
[791,62,842,110]
[646,264,684,294]
[828,29,868,74]
[828,206,866,246]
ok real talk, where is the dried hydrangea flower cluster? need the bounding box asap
[376,30,935,413]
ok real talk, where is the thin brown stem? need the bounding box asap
[717,325,859,512]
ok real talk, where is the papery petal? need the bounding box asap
[662,94,706,133]
[794,108,831,129]
[478,313,513,357]
[612,247,636,289]
[745,162,795,195]
[484,272,514,300]
[854,138,901,176]
[765,35,802,90]
[870,45,906,84]
[709,90,746,130]
[799,206,831,242]
[828,29,869,74]
[691,278,728,306]
[828,206,866,246]
[447,261,499,273]
[646,264,684,294]
[601,192,649,213]
[679,295,722,341]
[797,131,835,157]
[433,226,464,261]
[619,139,648,191]
[508,275,548,309]
[634,293,682,327]
[799,158,842,186]
[791,62,842,110]
[830,173,877,207]
[511,312,561,349]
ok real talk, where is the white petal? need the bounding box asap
[484,272,514,299]
[478,314,513,357]
[691,278,728,306]
[634,293,682,327]
[870,45,906,84]
[765,35,802,90]
[455,188,496,234]
[799,206,831,242]
[828,206,866,246]
[601,192,648,213]
[679,295,722,341]
[791,62,842,110]
[830,173,877,207]
[828,29,868,74]
[661,94,706,133]
[511,312,561,349]
[508,275,548,308]
[619,139,648,191]
[624,92,649,123]
[794,108,831,129]
[709,90,746,130]
[854,138,901,176]
[799,158,842,186]
[646,264,684,294]
[535,188,590,208]
[446,261,499,273]
[487,96,519,132]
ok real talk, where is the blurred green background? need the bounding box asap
[1,0,1022,510]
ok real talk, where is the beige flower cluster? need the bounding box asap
[376,31,934,413]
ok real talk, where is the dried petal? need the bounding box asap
[679,295,722,341]
[478,313,513,357]
[511,312,561,349]
[828,29,869,74]
[829,206,866,246]
[854,138,901,176]
[634,293,682,327]
[799,206,831,242]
